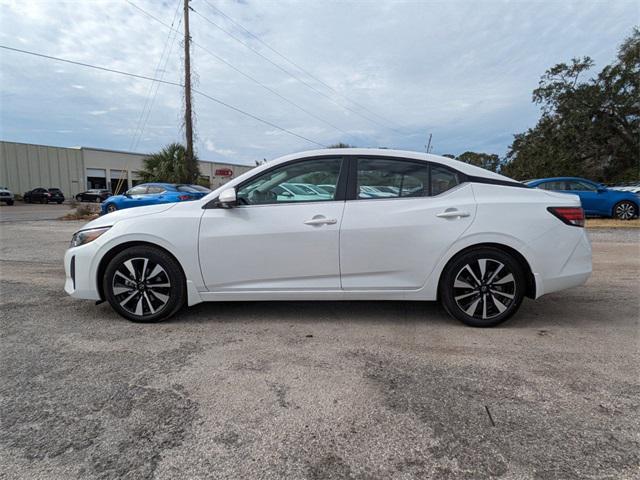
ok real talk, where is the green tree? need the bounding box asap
[327,142,355,148]
[138,143,201,184]
[502,28,640,182]
[456,151,501,173]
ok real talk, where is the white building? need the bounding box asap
[0,140,253,197]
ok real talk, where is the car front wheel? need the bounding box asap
[106,203,117,213]
[103,246,186,322]
[440,247,525,327]
[613,201,637,220]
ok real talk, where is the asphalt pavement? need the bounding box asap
[0,215,638,480]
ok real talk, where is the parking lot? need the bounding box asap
[0,206,638,479]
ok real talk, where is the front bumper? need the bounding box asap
[64,244,102,301]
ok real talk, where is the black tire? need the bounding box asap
[613,201,637,220]
[103,246,186,323]
[7,200,13,206]
[106,203,117,213]
[57,200,63,204]
[440,247,526,327]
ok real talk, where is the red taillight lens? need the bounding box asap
[178,194,190,201]
[547,207,585,227]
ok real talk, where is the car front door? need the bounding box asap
[198,157,346,291]
[564,180,602,214]
[340,157,476,290]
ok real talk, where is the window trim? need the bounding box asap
[205,155,348,208]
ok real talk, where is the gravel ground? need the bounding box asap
[0,219,638,480]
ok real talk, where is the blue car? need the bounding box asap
[101,183,209,214]
[526,177,639,220]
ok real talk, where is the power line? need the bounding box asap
[190,6,401,133]
[125,0,354,138]
[0,45,326,148]
[129,0,182,151]
[199,0,400,129]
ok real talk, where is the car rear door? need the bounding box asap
[339,157,476,290]
[198,157,346,291]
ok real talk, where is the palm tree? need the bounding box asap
[138,143,201,184]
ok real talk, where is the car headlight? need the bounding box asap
[70,227,111,248]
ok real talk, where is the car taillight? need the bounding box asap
[178,194,191,201]
[547,207,585,227]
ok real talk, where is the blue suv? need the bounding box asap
[526,177,639,220]
[101,183,209,214]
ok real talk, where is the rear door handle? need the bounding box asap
[436,209,470,218]
[304,216,337,226]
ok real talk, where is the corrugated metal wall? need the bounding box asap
[0,141,84,196]
[0,140,254,198]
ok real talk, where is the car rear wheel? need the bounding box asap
[106,204,117,213]
[613,201,637,220]
[440,247,525,327]
[103,246,186,322]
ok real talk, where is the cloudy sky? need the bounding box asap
[0,0,637,165]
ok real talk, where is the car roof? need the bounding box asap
[269,148,512,182]
[528,177,597,184]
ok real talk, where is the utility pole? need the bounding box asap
[183,0,196,181]
[426,133,432,154]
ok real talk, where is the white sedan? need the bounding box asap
[64,149,592,327]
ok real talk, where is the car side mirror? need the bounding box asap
[281,191,293,198]
[597,187,607,193]
[217,188,237,208]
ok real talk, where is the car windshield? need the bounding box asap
[188,185,211,192]
[176,185,201,193]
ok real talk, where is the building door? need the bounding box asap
[110,169,128,195]
[86,168,107,189]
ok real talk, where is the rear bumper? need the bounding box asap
[532,227,592,298]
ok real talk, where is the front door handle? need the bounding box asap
[436,209,470,218]
[304,216,337,226]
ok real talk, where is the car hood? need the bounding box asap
[80,203,177,230]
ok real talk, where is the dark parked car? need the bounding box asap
[75,189,112,203]
[24,187,65,204]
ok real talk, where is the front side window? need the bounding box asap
[146,186,166,194]
[356,158,429,199]
[127,185,148,195]
[566,181,597,192]
[237,158,342,205]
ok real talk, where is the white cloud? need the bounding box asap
[204,139,236,157]
[0,0,637,164]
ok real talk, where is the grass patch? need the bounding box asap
[60,203,100,221]
[586,218,640,228]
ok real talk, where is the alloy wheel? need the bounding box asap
[453,258,517,320]
[107,204,117,213]
[615,202,636,220]
[111,257,171,317]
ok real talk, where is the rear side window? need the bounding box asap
[431,166,460,196]
[356,158,429,199]
[539,181,566,191]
